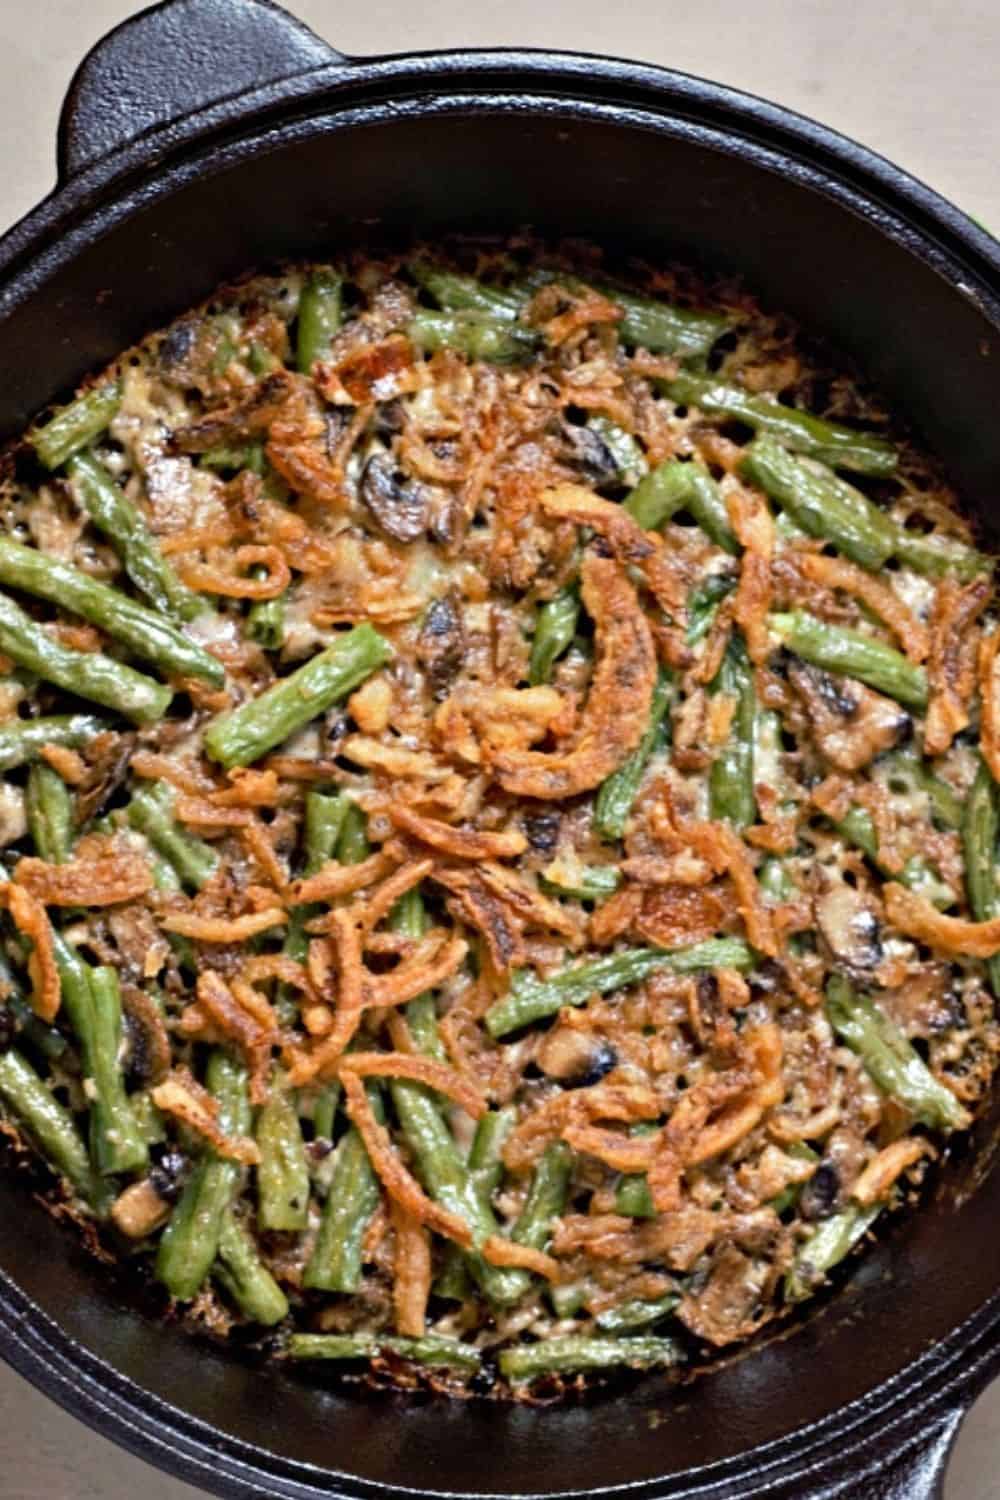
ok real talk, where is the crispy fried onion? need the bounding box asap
[0,882,59,1021]
[799,552,930,663]
[924,575,991,755]
[706,823,777,957]
[388,805,527,860]
[390,1199,432,1338]
[978,630,1000,785]
[884,881,1000,957]
[727,485,774,665]
[433,866,525,971]
[493,552,656,799]
[151,1069,260,1164]
[14,848,152,908]
[189,970,278,1105]
[341,1071,472,1246]
[286,910,364,1084]
[339,1052,486,1119]
[482,1236,561,1282]
[539,484,686,612]
[291,850,394,906]
[161,907,287,942]
[851,1137,929,1206]
[178,544,291,599]
[502,1081,662,1173]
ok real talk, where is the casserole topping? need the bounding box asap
[0,244,996,1396]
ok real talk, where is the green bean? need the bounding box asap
[962,760,1000,995]
[549,1282,589,1318]
[709,637,756,829]
[540,866,622,903]
[511,1142,572,1254]
[67,453,204,621]
[408,309,538,363]
[529,586,580,686]
[624,458,694,531]
[246,582,286,651]
[893,530,991,581]
[255,1087,310,1232]
[589,417,647,486]
[770,611,928,711]
[336,799,372,867]
[0,538,223,685]
[740,437,896,571]
[297,270,343,373]
[304,790,349,873]
[410,264,522,321]
[204,624,391,769]
[825,975,969,1130]
[127,782,218,890]
[486,937,755,1039]
[686,573,737,647]
[595,1292,680,1333]
[26,763,74,865]
[614,1122,658,1218]
[390,887,447,1062]
[769,1142,819,1215]
[595,668,673,840]
[302,1085,384,1293]
[199,441,266,474]
[0,1049,110,1210]
[0,714,109,772]
[833,805,952,908]
[155,1051,249,1300]
[288,1332,482,1370]
[213,1210,289,1324]
[881,752,963,831]
[500,1335,683,1382]
[29,380,123,471]
[434,1249,473,1303]
[758,856,795,902]
[84,965,150,1176]
[0,590,171,726]
[311,1085,340,1142]
[604,291,728,361]
[785,1202,884,1302]
[667,373,897,476]
[4,990,68,1062]
[468,1105,517,1208]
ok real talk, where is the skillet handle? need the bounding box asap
[56,0,342,181]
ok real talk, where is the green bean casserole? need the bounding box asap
[0,244,997,1397]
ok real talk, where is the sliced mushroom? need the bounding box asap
[111,1178,172,1239]
[169,371,292,453]
[788,662,910,771]
[537,1026,618,1087]
[561,421,619,488]
[522,809,561,855]
[815,881,883,971]
[121,986,172,1088]
[417,594,466,700]
[799,1161,840,1221]
[359,452,430,542]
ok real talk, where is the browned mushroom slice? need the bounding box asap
[815,880,883,972]
[417,593,466,700]
[788,661,910,771]
[359,452,431,541]
[169,371,293,452]
[493,552,656,799]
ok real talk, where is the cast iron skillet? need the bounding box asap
[0,2,999,1496]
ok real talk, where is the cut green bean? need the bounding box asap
[825,975,969,1131]
[770,611,928,711]
[540,865,622,903]
[0,538,223,685]
[336,799,372,867]
[67,452,205,621]
[785,1202,884,1302]
[486,937,755,1039]
[155,1051,249,1300]
[0,590,171,726]
[881,751,963,831]
[595,1292,680,1333]
[204,624,391,768]
[246,581,286,651]
[668,372,897,476]
[408,309,538,363]
[410,263,522,321]
[833,804,952,908]
[709,637,756,829]
[128,782,218,890]
[214,1210,289,1325]
[303,1085,384,1293]
[589,416,647,486]
[595,667,673,840]
[255,1087,310,1232]
[500,1335,683,1382]
[741,436,896,571]
[962,760,1000,995]
[288,1332,482,1370]
[529,586,580,686]
[26,762,74,865]
[614,1123,658,1218]
[297,270,343,373]
[511,1141,572,1253]
[468,1105,517,1209]
[304,790,349,874]
[0,1049,110,1211]
[625,458,738,554]
[199,441,266,474]
[893,530,991,581]
[686,572,737,647]
[29,380,122,471]
[0,714,109,772]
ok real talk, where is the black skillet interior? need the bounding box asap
[1,4,1000,1499]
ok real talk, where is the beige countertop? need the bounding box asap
[0,1,997,1496]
